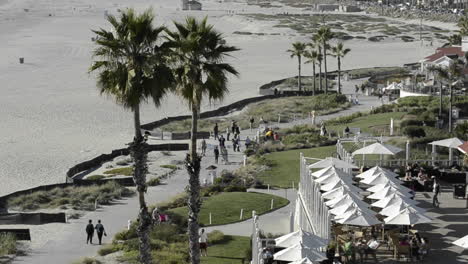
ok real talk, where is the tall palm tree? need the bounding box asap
[166,17,239,264]
[331,42,351,94]
[287,42,307,92]
[89,9,173,264]
[312,36,323,91]
[316,27,333,94]
[304,47,322,96]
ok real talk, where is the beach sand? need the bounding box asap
[0,0,454,196]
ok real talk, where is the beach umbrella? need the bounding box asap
[336,210,381,227]
[323,186,363,200]
[325,193,369,208]
[315,170,354,185]
[289,257,317,264]
[308,157,357,169]
[320,179,362,192]
[367,182,413,194]
[371,193,418,208]
[453,235,468,249]
[384,207,432,225]
[330,201,362,216]
[333,204,377,220]
[274,244,327,262]
[367,186,412,200]
[380,201,427,217]
[352,142,403,156]
[311,166,336,178]
[360,171,402,186]
[275,229,328,249]
[356,166,397,179]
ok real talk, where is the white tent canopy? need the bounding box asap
[329,201,369,216]
[360,171,403,186]
[275,229,328,249]
[371,193,418,208]
[367,186,412,200]
[311,166,337,178]
[356,166,397,179]
[367,182,413,194]
[384,207,432,225]
[326,193,370,209]
[453,235,468,249]
[333,205,377,220]
[315,170,354,185]
[320,179,362,192]
[380,201,427,217]
[336,210,382,226]
[289,258,317,264]
[308,157,357,169]
[352,142,403,156]
[323,186,364,200]
[429,137,464,148]
[274,244,327,262]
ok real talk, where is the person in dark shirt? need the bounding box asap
[213,123,219,139]
[95,220,107,245]
[85,219,94,244]
[214,146,219,164]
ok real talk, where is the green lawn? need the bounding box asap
[257,145,336,188]
[169,192,289,226]
[201,236,250,264]
[328,112,407,136]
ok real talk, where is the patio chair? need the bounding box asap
[395,244,411,262]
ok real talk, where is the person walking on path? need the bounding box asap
[218,135,225,148]
[249,116,254,131]
[214,146,219,164]
[226,127,231,141]
[201,139,207,156]
[85,220,94,244]
[199,228,208,257]
[95,220,107,245]
[213,123,219,140]
[432,177,440,207]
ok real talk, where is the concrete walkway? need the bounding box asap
[12,79,380,264]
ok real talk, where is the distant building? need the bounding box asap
[181,0,202,10]
[420,45,467,74]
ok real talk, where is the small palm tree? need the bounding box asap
[457,15,468,36]
[448,34,462,45]
[90,8,173,264]
[316,27,333,94]
[331,42,351,94]
[304,46,322,96]
[287,42,307,92]
[166,17,239,264]
[312,36,323,91]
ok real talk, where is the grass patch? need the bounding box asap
[72,257,103,264]
[103,167,133,176]
[160,164,178,170]
[0,233,16,256]
[327,112,408,135]
[201,235,251,264]
[257,145,336,188]
[147,178,161,186]
[169,192,289,226]
[7,182,134,211]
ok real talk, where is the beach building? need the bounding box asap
[181,0,202,10]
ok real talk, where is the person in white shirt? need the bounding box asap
[199,228,208,257]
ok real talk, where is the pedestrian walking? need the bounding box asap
[432,177,440,207]
[226,127,231,141]
[201,139,207,156]
[213,123,219,140]
[218,135,225,148]
[214,146,219,164]
[231,121,236,135]
[95,220,107,245]
[232,138,237,152]
[86,219,94,244]
[249,116,254,131]
[199,228,208,257]
[235,125,240,137]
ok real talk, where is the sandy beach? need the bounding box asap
[0,0,456,197]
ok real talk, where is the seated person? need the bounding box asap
[356,237,379,263]
[399,236,410,246]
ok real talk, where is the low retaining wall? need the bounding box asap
[0,213,66,225]
[0,229,31,241]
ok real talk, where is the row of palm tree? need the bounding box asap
[287,26,350,95]
[90,9,238,264]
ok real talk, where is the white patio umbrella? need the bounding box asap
[308,157,357,169]
[289,258,317,264]
[329,201,365,216]
[333,204,377,220]
[352,142,403,156]
[311,166,336,178]
[360,171,403,186]
[429,137,464,163]
[320,179,362,192]
[336,210,382,226]
[371,193,418,208]
[356,166,397,179]
[367,182,413,194]
[323,186,364,200]
[380,201,427,217]
[384,207,432,225]
[326,193,369,209]
[275,229,328,249]
[315,170,354,185]
[453,235,468,249]
[367,186,412,200]
[274,244,327,262]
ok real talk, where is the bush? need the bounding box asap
[400,119,423,128]
[147,178,161,186]
[224,185,247,192]
[403,126,426,138]
[0,233,16,256]
[208,230,225,244]
[98,244,121,256]
[103,167,133,176]
[86,175,105,181]
[160,165,178,170]
[156,192,188,210]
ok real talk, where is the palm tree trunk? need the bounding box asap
[319,61,323,92]
[131,105,152,264]
[337,57,341,94]
[439,81,443,117]
[298,56,302,92]
[449,84,453,133]
[323,42,328,94]
[312,63,316,96]
[188,103,201,264]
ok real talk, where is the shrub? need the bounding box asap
[160,165,178,170]
[156,192,188,210]
[400,119,423,128]
[0,233,16,256]
[403,126,426,138]
[224,185,247,192]
[98,244,121,256]
[208,230,225,244]
[147,178,161,186]
[103,167,133,176]
[86,175,105,181]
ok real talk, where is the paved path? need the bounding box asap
[12,79,381,264]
